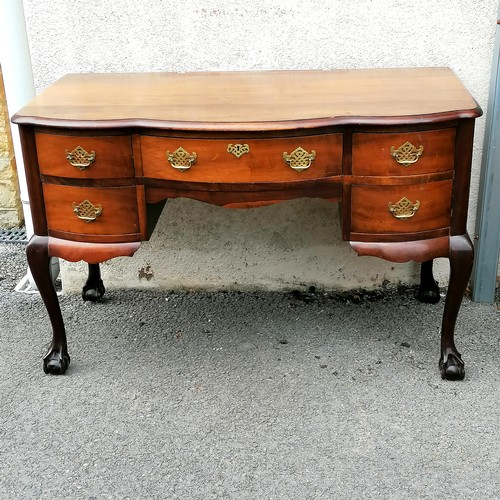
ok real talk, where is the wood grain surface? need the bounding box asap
[36,133,134,178]
[351,128,456,176]
[350,179,453,234]
[43,184,140,237]
[13,68,481,130]
[140,134,342,182]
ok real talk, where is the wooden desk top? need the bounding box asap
[13,67,481,131]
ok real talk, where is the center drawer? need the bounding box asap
[140,134,342,182]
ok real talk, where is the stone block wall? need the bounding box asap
[0,67,23,228]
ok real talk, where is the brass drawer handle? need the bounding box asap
[72,199,103,222]
[227,143,250,158]
[65,146,96,170]
[388,197,420,220]
[166,147,197,172]
[390,141,424,167]
[283,147,316,172]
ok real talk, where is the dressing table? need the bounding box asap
[12,68,482,379]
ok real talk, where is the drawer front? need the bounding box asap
[140,134,342,182]
[350,180,452,235]
[352,129,455,176]
[35,133,134,178]
[43,184,139,236]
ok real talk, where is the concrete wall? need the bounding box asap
[0,67,22,228]
[21,0,498,293]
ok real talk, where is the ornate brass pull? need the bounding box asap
[388,197,420,220]
[390,141,424,167]
[72,199,103,222]
[166,147,197,172]
[283,147,316,172]
[65,146,96,170]
[227,143,250,158]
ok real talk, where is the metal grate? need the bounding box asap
[0,227,28,243]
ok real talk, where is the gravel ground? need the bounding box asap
[1,242,500,499]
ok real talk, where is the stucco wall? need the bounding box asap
[21,0,497,293]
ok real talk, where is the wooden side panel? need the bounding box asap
[18,126,48,234]
[451,119,475,235]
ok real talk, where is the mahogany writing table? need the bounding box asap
[12,68,482,379]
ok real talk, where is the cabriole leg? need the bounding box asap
[439,235,473,380]
[82,263,105,302]
[26,235,70,375]
[418,259,441,304]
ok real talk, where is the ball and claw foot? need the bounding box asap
[43,346,70,375]
[417,281,441,304]
[439,351,465,381]
[418,260,441,304]
[82,279,105,302]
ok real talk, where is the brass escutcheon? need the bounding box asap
[65,146,96,170]
[388,197,420,220]
[166,147,197,172]
[72,199,103,222]
[390,141,424,167]
[227,143,250,158]
[283,147,316,172]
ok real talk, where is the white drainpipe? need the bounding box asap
[0,0,59,291]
